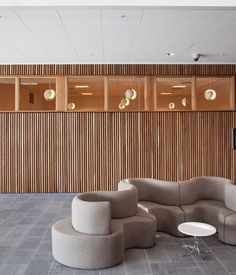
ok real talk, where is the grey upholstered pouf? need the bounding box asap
[52,218,124,269]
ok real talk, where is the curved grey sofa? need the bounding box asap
[52,181,156,269]
[121,177,236,245]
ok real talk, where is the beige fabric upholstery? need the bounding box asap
[225,182,236,211]
[121,176,236,245]
[123,178,180,206]
[181,200,235,242]
[139,201,185,236]
[180,177,228,205]
[52,218,123,269]
[224,214,236,244]
[111,208,156,249]
[72,195,111,235]
[52,181,156,269]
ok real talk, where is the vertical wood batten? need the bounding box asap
[1,64,236,76]
[0,111,236,193]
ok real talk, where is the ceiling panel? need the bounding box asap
[58,8,101,24]
[0,23,31,34]
[18,46,55,61]
[26,23,66,36]
[64,23,101,36]
[141,10,182,24]
[14,8,61,23]
[0,6,236,64]
[102,23,139,38]
[0,8,22,23]
[101,9,143,24]
[178,10,230,24]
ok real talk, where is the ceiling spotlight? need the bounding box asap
[192,53,200,62]
[165,53,175,56]
[125,88,137,100]
[204,89,216,100]
[44,89,56,101]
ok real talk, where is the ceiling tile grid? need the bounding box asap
[0,6,236,63]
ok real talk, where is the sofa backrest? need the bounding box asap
[123,177,235,209]
[179,177,229,205]
[72,181,138,234]
[72,194,111,235]
[225,181,236,211]
[122,178,180,206]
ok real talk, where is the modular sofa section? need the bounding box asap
[121,177,236,245]
[52,181,156,269]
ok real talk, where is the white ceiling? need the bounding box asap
[0,5,236,64]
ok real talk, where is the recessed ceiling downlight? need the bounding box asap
[74,85,89,88]
[172,85,186,89]
[81,92,93,96]
[161,92,172,95]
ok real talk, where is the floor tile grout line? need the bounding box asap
[189,248,207,275]
[203,238,231,275]
[47,258,55,275]
[1,195,236,274]
[144,248,153,275]
[123,253,128,275]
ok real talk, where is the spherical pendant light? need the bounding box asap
[44,89,56,101]
[68,103,76,110]
[125,88,137,100]
[120,98,130,106]
[204,89,216,100]
[182,98,187,107]
[169,102,175,110]
[119,102,126,110]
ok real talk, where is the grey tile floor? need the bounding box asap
[0,194,236,275]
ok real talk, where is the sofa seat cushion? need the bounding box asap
[111,208,156,249]
[52,218,124,269]
[138,201,185,237]
[181,200,234,227]
[52,210,156,269]
[181,200,235,242]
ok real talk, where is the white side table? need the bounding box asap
[178,222,216,260]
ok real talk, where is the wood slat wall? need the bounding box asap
[0,112,235,193]
[1,64,236,76]
[0,64,236,193]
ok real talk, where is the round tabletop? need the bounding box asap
[178,222,216,237]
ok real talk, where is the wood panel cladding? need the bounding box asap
[1,64,236,76]
[0,112,235,193]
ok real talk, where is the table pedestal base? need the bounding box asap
[183,236,211,260]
